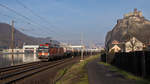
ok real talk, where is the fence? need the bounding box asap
[101,51,150,78]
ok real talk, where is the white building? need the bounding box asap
[109,40,121,52]
[23,45,39,53]
[125,37,144,52]
[3,49,24,53]
[109,45,121,52]
[109,37,145,53]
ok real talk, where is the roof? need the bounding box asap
[109,42,125,52]
[112,40,120,44]
[125,37,143,44]
[23,45,39,49]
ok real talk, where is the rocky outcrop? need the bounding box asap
[105,9,150,50]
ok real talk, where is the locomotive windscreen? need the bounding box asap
[38,46,49,53]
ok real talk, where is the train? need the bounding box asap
[37,43,71,61]
[37,43,100,61]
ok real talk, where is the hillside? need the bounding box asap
[105,9,150,50]
[0,23,53,49]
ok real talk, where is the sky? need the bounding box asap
[0,0,149,45]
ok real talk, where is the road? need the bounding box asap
[87,59,136,84]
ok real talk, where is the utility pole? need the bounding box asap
[80,32,84,61]
[90,41,93,56]
[11,20,14,65]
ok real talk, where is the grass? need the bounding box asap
[55,54,100,84]
[99,62,150,84]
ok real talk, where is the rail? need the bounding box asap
[0,58,72,84]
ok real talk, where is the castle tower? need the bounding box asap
[133,8,143,17]
[133,8,138,16]
[138,11,143,17]
[134,8,138,13]
[123,8,143,19]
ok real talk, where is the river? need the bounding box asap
[0,53,40,68]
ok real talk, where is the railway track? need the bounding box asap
[0,61,40,73]
[0,58,72,84]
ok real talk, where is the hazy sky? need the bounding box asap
[0,0,149,44]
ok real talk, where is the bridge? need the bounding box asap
[23,45,39,54]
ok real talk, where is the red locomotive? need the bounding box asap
[37,43,68,61]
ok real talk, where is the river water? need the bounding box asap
[0,54,40,68]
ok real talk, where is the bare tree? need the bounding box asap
[128,38,138,51]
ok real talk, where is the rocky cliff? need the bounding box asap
[105,9,150,50]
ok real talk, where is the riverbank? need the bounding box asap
[54,55,100,84]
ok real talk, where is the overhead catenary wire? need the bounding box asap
[0,3,56,34]
[2,2,67,39]
[0,12,49,36]
[15,0,55,27]
[14,0,64,34]
[0,13,53,36]
[0,3,63,39]
[0,2,69,42]
[0,3,33,24]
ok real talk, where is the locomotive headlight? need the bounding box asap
[45,53,49,56]
[42,52,45,55]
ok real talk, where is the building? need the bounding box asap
[109,37,145,52]
[124,8,143,18]
[109,45,121,52]
[2,49,24,53]
[109,40,122,52]
[23,45,39,53]
[125,37,144,52]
